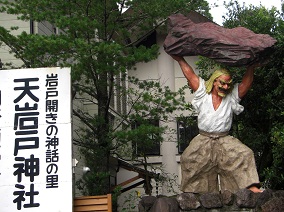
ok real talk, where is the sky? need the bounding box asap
[207,0,283,25]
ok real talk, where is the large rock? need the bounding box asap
[199,192,223,209]
[138,196,157,212]
[176,193,201,210]
[149,197,179,212]
[163,14,277,67]
[221,190,234,205]
[261,197,284,212]
[235,188,259,208]
[256,189,273,207]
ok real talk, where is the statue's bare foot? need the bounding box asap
[248,186,263,193]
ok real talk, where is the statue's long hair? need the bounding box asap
[205,68,234,94]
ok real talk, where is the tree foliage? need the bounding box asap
[0,0,211,196]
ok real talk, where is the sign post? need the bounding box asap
[0,67,72,211]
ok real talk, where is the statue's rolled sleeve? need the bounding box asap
[231,83,244,115]
[192,77,206,113]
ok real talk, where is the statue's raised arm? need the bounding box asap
[170,55,199,91]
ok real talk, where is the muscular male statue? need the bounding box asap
[172,55,263,193]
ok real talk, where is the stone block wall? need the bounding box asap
[138,189,284,212]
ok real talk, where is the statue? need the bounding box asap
[170,55,263,193]
[162,13,276,193]
[163,13,275,194]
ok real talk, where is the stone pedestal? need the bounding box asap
[138,189,284,212]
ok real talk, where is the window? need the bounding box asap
[109,72,127,115]
[177,117,199,154]
[136,30,157,48]
[132,119,160,156]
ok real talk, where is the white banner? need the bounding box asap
[0,67,72,212]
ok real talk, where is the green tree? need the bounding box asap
[0,0,211,196]
[197,1,284,189]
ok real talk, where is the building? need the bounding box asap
[0,13,60,67]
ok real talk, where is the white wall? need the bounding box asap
[0,13,30,67]
[124,33,200,201]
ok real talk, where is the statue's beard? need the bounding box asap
[217,86,229,97]
[218,92,226,97]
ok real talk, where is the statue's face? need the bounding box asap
[213,75,232,97]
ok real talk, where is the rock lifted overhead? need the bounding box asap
[163,14,277,67]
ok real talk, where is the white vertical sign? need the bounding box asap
[0,67,72,212]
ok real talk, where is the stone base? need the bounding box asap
[138,189,284,212]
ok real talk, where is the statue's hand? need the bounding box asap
[170,54,184,62]
[248,58,270,69]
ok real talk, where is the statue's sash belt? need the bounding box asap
[199,130,229,139]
